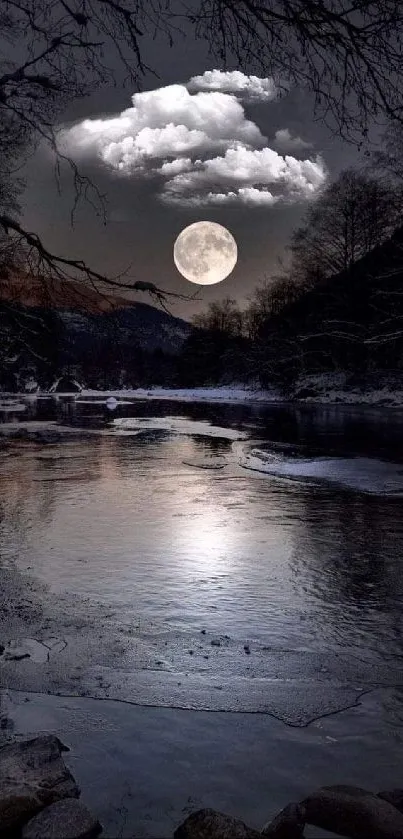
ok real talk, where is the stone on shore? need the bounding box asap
[0,735,79,833]
[261,802,305,838]
[377,789,403,814]
[174,808,260,839]
[301,784,403,838]
[22,799,102,839]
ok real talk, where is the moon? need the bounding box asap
[173,221,238,285]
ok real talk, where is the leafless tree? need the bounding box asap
[189,0,403,142]
[245,275,301,338]
[0,0,188,309]
[290,169,402,284]
[0,0,403,311]
[366,118,403,185]
[193,297,243,335]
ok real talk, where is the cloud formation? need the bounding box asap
[273,128,313,152]
[187,70,278,102]
[59,71,327,208]
[60,83,265,167]
[160,146,326,207]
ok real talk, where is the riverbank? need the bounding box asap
[80,376,403,407]
[81,386,278,404]
[2,374,403,407]
[2,687,403,838]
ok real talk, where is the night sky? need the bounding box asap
[20,19,370,320]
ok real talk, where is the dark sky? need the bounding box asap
[20,19,369,320]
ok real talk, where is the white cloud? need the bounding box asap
[162,146,327,205]
[163,188,280,207]
[273,128,313,152]
[59,83,265,171]
[158,157,193,176]
[188,70,278,102]
[58,72,327,209]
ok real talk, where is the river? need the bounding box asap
[0,395,402,836]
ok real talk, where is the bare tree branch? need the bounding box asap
[0,213,197,309]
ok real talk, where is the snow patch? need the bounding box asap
[82,386,279,404]
[114,416,248,440]
[0,401,27,413]
[240,448,403,495]
[292,373,403,407]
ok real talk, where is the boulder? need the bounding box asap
[261,802,305,838]
[301,784,403,838]
[174,808,260,839]
[22,799,102,839]
[293,388,318,400]
[0,784,42,836]
[377,790,403,815]
[0,735,79,833]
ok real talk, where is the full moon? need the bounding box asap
[173,221,238,285]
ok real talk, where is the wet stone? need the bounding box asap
[174,808,260,839]
[0,735,79,833]
[301,784,403,839]
[22,798,102,839]
[262,802,305,838]
[377,789,403,815]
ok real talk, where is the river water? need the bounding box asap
[1,396,403,835]
[2,397,403,656]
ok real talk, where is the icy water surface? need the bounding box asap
[1,397,403,659]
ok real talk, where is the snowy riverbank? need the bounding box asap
[2,376,403,407]
[81,386,279,404]
[80,378,403,407]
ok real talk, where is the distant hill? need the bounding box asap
[0,271,136,313]
[0,272,192,355]
[0,271,193,390]
[57,302,191,355]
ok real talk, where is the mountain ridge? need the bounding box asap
[0,271,192,355]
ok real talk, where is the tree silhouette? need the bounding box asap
[191,0,403,142]
[290,169,402,283]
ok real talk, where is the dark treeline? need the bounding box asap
[0,305,184,392]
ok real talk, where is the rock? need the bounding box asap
[0,785,42,834]
[22,799,102,839]
[174,808,260,839]
[0,735,79,833]
[294,387,318,399]
[301,784,403,838]
[377,790,403,814]
[244,645,251,655]
[211,640,221,647]
[261,803,305,838]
